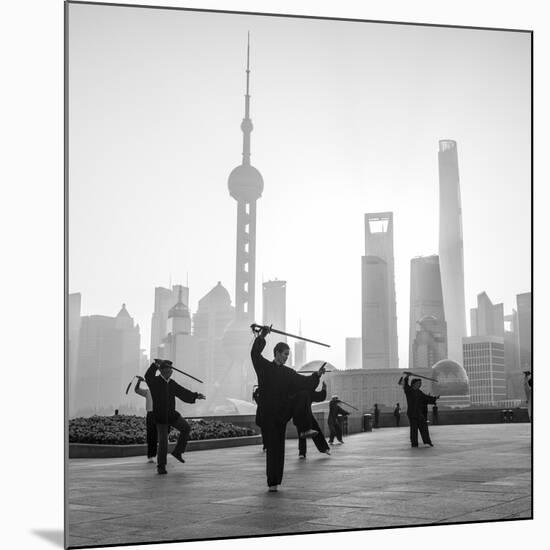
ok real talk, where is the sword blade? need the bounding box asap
[172,366,204,384]
[268,327,331,348]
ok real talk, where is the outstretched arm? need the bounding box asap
[251,326,271,376]
[312,382,327,403]
[173,382,200,404]
[134,377,148,397]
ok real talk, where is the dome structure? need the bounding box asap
[431,359,471,408]
[298,360,337,373]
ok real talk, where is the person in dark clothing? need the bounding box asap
[252,386,266,452]
[145,359,205,474]
[399,373,438,448]
[293,381,331,458]
[328,395,350,444]
[393,403,401,427]
[251,326,326,492]
[373,404,380,428]
[134,376,157,462]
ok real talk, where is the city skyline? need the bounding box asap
[68,4,531,370]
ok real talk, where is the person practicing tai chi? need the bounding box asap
[251,325,326,492]
[292,381,331,459]
[328,395,350,445]
[399,372,438,448]
[145,359,205,475]
[134,376,156,463]
[393,403,401,427]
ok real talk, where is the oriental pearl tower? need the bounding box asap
[223,34,264,402]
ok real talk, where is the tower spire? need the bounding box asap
[241,32,253,166]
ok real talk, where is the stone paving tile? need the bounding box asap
[68,424,532,544]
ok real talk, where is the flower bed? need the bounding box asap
[69,415,255,445]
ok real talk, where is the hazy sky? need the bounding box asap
[68,3,531,369]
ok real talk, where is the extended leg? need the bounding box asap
[409,417,419,447]
[310,416,330,453]
[172,416,191,456]
[156,423,169,469]
[146,411,157,459]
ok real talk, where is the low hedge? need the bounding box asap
[69,415,255,445]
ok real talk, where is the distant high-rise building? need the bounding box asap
[73,304,141,416]
[408,255,446,368]
[438,140,467,365]
[263,279,286,351]
[345,337,362,370]
[294,339,306,369]
[193,282,235,412]
[361,212,398,369]
[516,292,532,370]
[463,336,506,405]
[470,292,504,337]
[411,316,447,370]
[150,285,189,359]
[157,288,199,414]
[504,311,522,400]
[223,35,264,401]
[68,293,82,417]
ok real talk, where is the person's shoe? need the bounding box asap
[171,452,185,464]
[338,440,344,444]
[268,485,278,492]
[147,457,155,464]
[411,444,418,448]
[157,465,167,475]
[299,429,319,439]
[299,454,306,459]
[329,441,334,445]
[322,450,331,455]
[427,442,434,447]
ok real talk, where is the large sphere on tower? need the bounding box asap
[228,164,264,201]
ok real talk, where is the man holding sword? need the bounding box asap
[251,325,327,492]
[145,359,205,475]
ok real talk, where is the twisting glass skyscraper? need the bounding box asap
[438,140,467,364]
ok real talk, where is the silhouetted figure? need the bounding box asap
[114,409,119,416]
[393,403,401,427]
[145,359,205,475]
[373,403,380,428]
[399,373,438,448]
[432,404,439,425]
[252,386,266,452]
[328,396,350,444]
[523,371,532,421]
[134,376,157,462]
[251,326,326,491]
[293,382,331,458]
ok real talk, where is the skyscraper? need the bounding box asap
[438,140,467,364]
[223,35,264,401]
[150,285,189,359]
[361,212,398,369]
[193,282,235,412]
[345,337,362,370]
[262,279,286,351]
[470,292,504,337]
[463,336,506,405]
[516,292,532,370]
[73,304,141,417]
[408,255,446,368]
[68,293,82,417]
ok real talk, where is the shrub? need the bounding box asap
[69,415,255,445]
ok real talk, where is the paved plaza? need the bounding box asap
[68,423,532,548]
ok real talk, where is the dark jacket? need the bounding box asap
[145,363,199,424]
[251,336,320,426]
[402,377,437,419]
[328,400,349,423]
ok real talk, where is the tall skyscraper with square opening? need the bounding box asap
[438,140,467,365]
[361,212,398,369]
[408,255,446,368]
